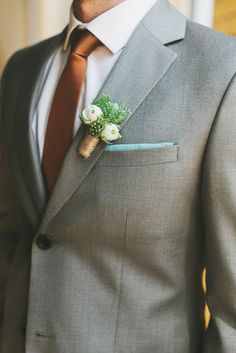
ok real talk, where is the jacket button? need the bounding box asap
[36,234,53,250]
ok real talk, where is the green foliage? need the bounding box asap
[86,116,108,137]
[80,95,131,137]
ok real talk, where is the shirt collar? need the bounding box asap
[63,0,157,54]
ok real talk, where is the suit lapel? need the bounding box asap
[39,0,187,230]
[6,29,67,229]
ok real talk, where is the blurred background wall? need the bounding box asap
[0,0,71,72]
[214,0,236,35]
[1,0,232,72]
[0,0,27,71]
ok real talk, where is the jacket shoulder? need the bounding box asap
[2,30,66,78]
[185,21,236,72]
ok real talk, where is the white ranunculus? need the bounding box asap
[82,105,103,125]
[100,123,122,143]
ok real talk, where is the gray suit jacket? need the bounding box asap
[1,1,236,352]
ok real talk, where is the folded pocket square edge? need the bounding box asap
[104,142,176,152]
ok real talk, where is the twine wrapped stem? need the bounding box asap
[78,133,100,160]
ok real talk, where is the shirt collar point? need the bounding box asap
[63,42,68,51]
[63,35,70,51]
[108,43,125,55]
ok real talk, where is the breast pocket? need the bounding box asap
[96,143,179,167]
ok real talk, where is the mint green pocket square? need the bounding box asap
[104,142,175,152]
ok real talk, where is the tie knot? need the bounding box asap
[70,29,102,58]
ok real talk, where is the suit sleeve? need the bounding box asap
[0,60,20,346]
[202,72,236,353]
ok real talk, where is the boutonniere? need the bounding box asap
[78,95,131,159]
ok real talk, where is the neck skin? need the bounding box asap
[73,0,125,23]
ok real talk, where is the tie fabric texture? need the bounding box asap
[42,29,101,195]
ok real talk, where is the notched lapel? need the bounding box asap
[39,2,187,230]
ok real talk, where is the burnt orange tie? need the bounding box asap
[42,29,101,195]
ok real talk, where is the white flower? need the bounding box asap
[100,123,122,143]
[82,105,103,125]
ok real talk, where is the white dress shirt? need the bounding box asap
[32,0,157,160]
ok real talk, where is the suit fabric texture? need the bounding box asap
[1,1,236,352]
